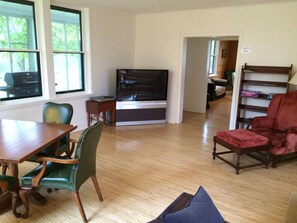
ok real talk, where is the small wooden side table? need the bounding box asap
[86,99,116,126]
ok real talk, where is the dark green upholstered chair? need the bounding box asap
[30,102,74,160]
[0,175,21,217]
[20,121,104,222]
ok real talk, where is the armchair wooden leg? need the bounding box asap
[272,155,278,168]
[72,191,88,223]
[91,175,103,201]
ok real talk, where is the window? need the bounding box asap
[0,0,41,101]
[51,6,84,94]
[208,40,218,75]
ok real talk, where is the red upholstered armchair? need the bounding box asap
[249,90,297,167]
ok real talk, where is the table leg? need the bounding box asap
[112,110,115,126]
[103,112,106,125]
[9,163,18,178]
[87,113,91,127]
[9,163,47,205]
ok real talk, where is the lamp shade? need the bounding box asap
[289,73,297,85]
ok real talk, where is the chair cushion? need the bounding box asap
[216,129,269,148]
[22,161,76,191]
[249,128,284,148]
[0,175,15,194]
[161,186,224,223]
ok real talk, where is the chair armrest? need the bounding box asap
[36,156,79,164]
[212,78,227,87]
[284,129,297,149]
[287,126,297,134]
[65,138,78,157]
[32,157,79,187]
[251,116,274,129]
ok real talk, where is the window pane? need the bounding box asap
[51,6,84,93]
[0,16,8,48]
[53,53,83,92]
[51,9,81,51]
[208,40,218,75]
[0,1,41,101]
[0,52,40,82]
[0,52,38,75]
[210,40,216,55]
[209,56,214,74]
[0,1,36,49]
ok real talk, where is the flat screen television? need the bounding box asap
[116,69,168,101]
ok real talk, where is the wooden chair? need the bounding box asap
[20,121,104,222]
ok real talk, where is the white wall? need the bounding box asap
[89,6,135,97]
[184,37,209,113]
[135,2,297,127]
[2,1,297,130]
[0,3,135,131]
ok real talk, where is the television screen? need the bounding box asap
[116,69,168,101]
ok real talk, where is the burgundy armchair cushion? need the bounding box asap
[249,128,283,148]
[251,117,275,129]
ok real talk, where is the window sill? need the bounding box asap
[0,91,94,112]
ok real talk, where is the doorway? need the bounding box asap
[180,35,240,128]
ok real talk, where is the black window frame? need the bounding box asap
[0,0,42,101]
[50,5,85,94]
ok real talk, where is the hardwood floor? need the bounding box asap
[2,96,297,222]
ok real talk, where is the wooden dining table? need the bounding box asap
[0,118,77,212]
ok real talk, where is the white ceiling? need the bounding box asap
[71,0,296,13]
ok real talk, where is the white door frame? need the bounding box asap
[178,33,243,129]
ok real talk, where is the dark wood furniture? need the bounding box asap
[207,78,227,101]
[86,99,116,126]
[213,130,271,174]
[0,119,77,212]
[236,64,292,128]
[249,90,297,168]
[20,122,103,221]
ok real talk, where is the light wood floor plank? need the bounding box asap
[1,95,297,222]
